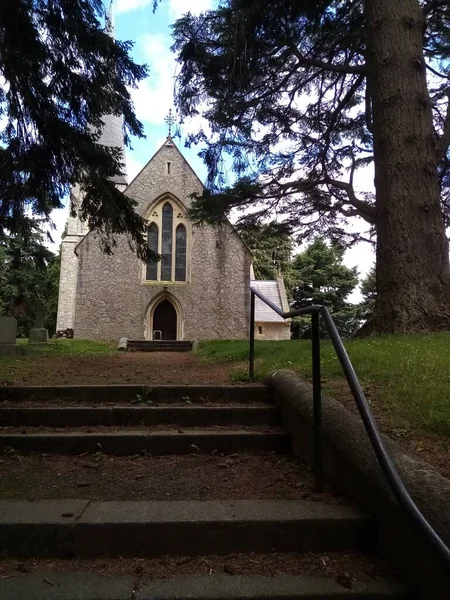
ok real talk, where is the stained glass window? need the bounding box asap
[161,203,173,281]
[175,224,187,281]
[146,223,158,280]
[145,202,188,283]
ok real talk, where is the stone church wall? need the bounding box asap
[72,140,251,341]
[56,238,80,331]
[255,321,291,341]
[74,224,251,341]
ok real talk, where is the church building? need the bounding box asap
[56,127,290,342]
[55,4,289,343]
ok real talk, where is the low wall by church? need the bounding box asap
[255,321,291,341]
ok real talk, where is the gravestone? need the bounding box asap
[0,316,19,356]
[29,305,49,344]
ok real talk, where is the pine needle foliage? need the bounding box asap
[172,0,450,242]
[0,0,150,259]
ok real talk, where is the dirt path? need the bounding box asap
[0,353,237,386]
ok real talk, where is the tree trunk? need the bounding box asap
[365,0,450,333]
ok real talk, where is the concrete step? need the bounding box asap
[130,347,194,352]
[127,340,193,352]
[0,453,328,502]
[0,384,272,404]
[0,405,280,428]
[128,340,193,346]
[0,428,290,455]
[0,573,414,599]
[0,499,375,559]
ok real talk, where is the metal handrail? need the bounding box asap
[249,286,450,568]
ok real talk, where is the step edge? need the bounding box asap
[0,405,278,412]
[0,573,413,600]
[0,498,373,523]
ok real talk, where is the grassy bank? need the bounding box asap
[0,339,117,386]
[198,334,450,440]
[14,339,117,356]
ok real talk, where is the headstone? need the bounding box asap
[29,328,49,343]
[34,306,44,329]
[29,305,49,344]
[0,316,20,356]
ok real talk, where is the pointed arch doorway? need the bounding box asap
[146,295,184,341]
[153,300,177,340]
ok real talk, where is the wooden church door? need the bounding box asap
[153,300,177,340]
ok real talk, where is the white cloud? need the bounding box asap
[126,153,145,181]
[116,0,152,14]
[45,206,69,253]
[344,242,375,303]
[168,0,212,19]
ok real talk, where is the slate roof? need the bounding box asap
[251,280,287,323]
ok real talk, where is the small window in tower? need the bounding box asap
[258,326,263,335]
[166,161,171,175]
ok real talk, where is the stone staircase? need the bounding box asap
[127,340,193,352]
[0,385,414,599]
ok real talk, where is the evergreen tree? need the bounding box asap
[360,267,376,319]
[0,0,150,259]
[172,0,450,333]
[238,222,293,285]
[291,238,359,338]
[0,222,60,337]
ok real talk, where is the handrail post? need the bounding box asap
[311,310,324,493]
[249,290,255,380]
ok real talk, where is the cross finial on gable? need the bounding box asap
[164,109,176,137]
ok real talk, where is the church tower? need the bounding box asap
[56,0,127,332]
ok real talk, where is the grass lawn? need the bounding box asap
[0,339,117,386]
[14,338,117,356]
[198,334,450,441]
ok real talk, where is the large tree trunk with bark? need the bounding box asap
[365,0,450,333]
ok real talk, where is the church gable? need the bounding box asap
[61,131,256,341]
[125,138,204,217]
[124,137,252,262]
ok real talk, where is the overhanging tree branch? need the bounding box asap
[288,43,367,75]
[324,175,376,224]
[436,92,450,162]
[423,0,450,15]
[426,62,450,80]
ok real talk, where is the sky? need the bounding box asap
[51,0,375,299]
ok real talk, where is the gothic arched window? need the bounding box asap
[145,199,188,283]
[161,203,173,281]
[146,223,158,281]
[175,224,187,281]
